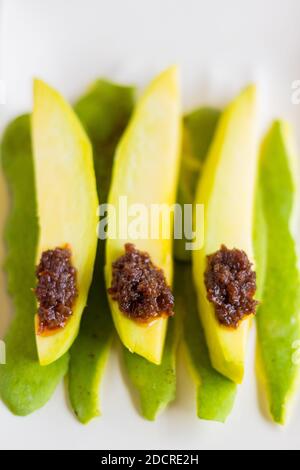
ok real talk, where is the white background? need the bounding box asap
[0,0,300,450]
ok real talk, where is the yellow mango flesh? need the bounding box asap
[105,67,181,365]
[193,86,258,383]
[32,80,99,365]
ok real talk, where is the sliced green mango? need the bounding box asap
[32,80,99,365]
[193,86,259,384]
[0,115,69,415]
[176,262,236,422]
[174,107,236,422]
[256,121,300,424]
[68,80,135,423]
[105,67,181,365]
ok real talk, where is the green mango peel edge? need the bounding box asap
[255,120,300,424]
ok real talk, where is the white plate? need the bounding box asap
[1,0,300,451]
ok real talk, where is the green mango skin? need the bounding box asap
[253,185,268,303]
[256,121,300,424]
[123,317,178,421]
[175,108,236,422]
[0,115,69,416]
[68,80,135,424]
[175,108,220,261]
[175,262,236,422]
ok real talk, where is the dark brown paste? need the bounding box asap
[108,243,174,322]
[35,246,78,334]
[204,245,258,328]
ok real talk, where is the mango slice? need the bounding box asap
[0,115,69,415]
[32,80,99,365]
[68,80,135,423]
[175,107,236,422]
[193,86,258,383]
[105,67,181,365]
[256,121,300,424]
